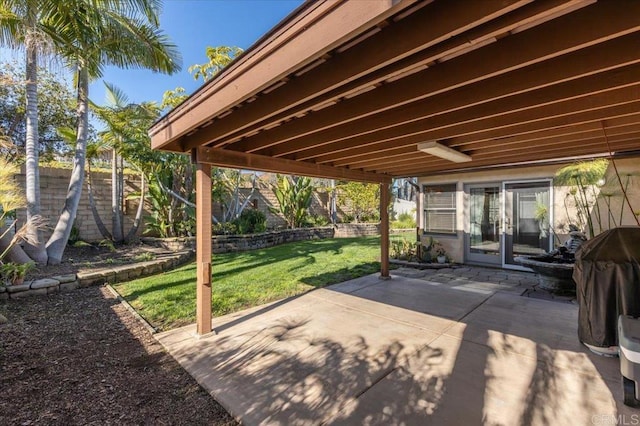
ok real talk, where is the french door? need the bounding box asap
[465,184,501,266]
[502,180,553,270]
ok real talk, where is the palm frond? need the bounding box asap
[103,81,129,108]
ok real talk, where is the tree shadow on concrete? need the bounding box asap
[167,276,619,424]
[177,315,446,424]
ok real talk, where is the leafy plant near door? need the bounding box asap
[554,159,608,237]
[432,240,448,263]
[554,158,640,237]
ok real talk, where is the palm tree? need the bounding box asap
[42,0,181,263]
[91,82,160,243]
[0,0,56,263]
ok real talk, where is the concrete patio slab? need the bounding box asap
[156,272,637,425]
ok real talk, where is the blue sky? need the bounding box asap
[90,0,303,106]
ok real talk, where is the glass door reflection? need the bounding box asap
[466,185,501,265]
[503,180,552,268]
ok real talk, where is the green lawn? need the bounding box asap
[113,236,382,331]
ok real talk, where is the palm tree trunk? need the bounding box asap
[86,163,112,240]
[119,155,125,239]
[46,63,89,264]
[0,227,32,264]
[111,149,123,242]
[124,173,145,243]
[22,41,47,264]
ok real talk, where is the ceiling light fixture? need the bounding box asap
[418,141,472,163]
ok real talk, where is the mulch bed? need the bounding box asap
[28,242,171,279]
[0,287,237,425]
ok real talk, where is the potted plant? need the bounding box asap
[0,262,35,286]
[432,241,448,264]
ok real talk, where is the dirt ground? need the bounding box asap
[29,242,174,279]
[0,286,237,425]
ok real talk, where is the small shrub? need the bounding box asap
[134,252,155,262]
[391,212,416,229]
[360,211,380,223]
[233,209,267,234]
[99,239,116,252]
[390,238,416,260]
[68,222,81,245]
[341,213,355,223]
[0,262,35,285]
[213,221,238,235]
[304,214,330,227]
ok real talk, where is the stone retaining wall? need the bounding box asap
[0,251,193,300]
[333,223,380,237]
[142,227,336,253]
[142,224,396,253]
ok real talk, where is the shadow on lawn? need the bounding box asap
[119,276,196,301]
[299,262,381,288]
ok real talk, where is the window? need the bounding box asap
[424,184,457,234]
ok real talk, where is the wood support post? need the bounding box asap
[195,161,212,335]
[380,182,390,278]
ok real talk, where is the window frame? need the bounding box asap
[423,183,457,235]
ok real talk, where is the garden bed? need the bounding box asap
[0,286,236,425]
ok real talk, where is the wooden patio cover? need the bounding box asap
[150,0,640,334]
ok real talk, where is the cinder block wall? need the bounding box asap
[15,166,143,242]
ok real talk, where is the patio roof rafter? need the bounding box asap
[343,123,640,169]
[271,37,640,160]
[220,1,640,155]
[363,136,640,174]
[307,90,640,166]
[178,0,562,152]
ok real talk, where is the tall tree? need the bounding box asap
[188,45,242,82]
[337,182,380,223]
[43,0,181,263]
[0,0,56,263]
[0,61,78,161]
[92,82,159,243]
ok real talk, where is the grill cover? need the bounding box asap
[574,227,640,348]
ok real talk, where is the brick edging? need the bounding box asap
[0,250,194,300]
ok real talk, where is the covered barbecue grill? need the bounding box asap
[574,227,640,354]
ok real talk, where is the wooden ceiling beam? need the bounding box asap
[225,1,640,154]
[357,131,640,172]
[301,83,640,165]
[150,0,414,151]
[194,147,390,184]
[341,124,640,169]
[180,0,575,151]
[377,139,640,175]
[272,37,640,160]
[447,114,640,149]
[329,116,640,167]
